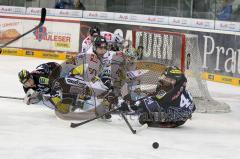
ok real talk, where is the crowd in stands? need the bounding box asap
[55,0,85,10]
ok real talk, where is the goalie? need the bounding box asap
[120,66,196,128]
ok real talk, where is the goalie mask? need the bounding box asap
[156,66,187,99]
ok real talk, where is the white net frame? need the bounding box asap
[132,29,230,113]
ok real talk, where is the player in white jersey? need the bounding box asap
[81,26,101,53]
[100,31,124,51]
[100,48,145,108]
[49,36,111,117]
[100,49,125,107]
[81,26,124,53]
[120,49,148,104]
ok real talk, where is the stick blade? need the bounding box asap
[70,123,79,128]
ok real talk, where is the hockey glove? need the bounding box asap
[24,89,41,105]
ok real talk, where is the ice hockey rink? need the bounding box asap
[0,55,240,159]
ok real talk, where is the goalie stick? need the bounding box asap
[0,8,46,51]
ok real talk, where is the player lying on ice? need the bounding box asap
[18,62,61,105]
[119,66,196,128]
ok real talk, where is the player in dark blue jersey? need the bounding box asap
[120,66,196,128]
[18,62,60,105]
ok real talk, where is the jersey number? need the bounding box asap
[180,94,191,108]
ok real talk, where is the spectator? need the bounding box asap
[192,0,214,19]
[55,0,74,9]
[55,0,66,9]
[74,0,86,10]
[136,46,144,60]
[233,5,240,21]
[217,0,234,20]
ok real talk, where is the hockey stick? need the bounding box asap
[70,107,137,134]
[0,96,23,100]
[120,112,136,134]
[70,107,121,128]
[0,8,46,50]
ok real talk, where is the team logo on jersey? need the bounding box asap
[39,77,49,85]
[65,77,86,87]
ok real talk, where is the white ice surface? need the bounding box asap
[0,55,240,159]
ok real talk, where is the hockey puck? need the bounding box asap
[152,142,159,149]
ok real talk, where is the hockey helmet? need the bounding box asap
[156,66,186,99]
[162,66,186,86]
[93,36,108,52]
[18,69,31,84]
[89,26,100,36]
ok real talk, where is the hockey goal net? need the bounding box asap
[132,29,230,113]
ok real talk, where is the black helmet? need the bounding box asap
[156,66,186,97]
[162,66,186,86]
[89,26,100,36]
[93,36,107,52]
[18,69,31,84]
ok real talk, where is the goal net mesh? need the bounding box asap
[132,29,230,113]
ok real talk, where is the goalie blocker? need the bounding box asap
[120,66,196,128]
